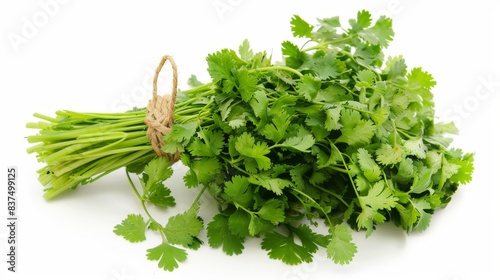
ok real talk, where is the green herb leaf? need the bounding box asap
[326,224,357,265]
[163,204,203,248]
[113,214,148,243]
[207,214,245,255]
[146,243,187,272]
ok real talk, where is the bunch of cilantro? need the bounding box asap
[113,10,474,271]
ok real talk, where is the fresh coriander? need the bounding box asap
[27,10,474,271]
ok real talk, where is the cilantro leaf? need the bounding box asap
[187,129,225,157]
[235,132,272,172]
[306,51,342,80]
[164,121,198,145]
[376,143,405,165]
[236,68,258,102]
[324,106,343,131]
[336,109,376,146]
[143,157,173,190]
[248,215,274,236]
[278,134,315,152]
[228,209,251,237]
[238,39,254,62]
[140,157,176,208]
[207,214,245,255]
[358,16,394,47]
[185,157,221,186]
[163,122,198,154]
[406,67,436,107]
[348,10,372,32]
[261,231,313,265]
[413,199,433,232]
[410,165,433,194]
[262,112,290,142]
[395,202,419,231]
[206,49,242,82]
[224,175,254,208]
[257,199,285,225]
[281,40,307,68]
[249,174,292,195]
[146,243,187,272]
[163,204,203,248]
[187,74,203,87]
[297,75,322,101]
[356,180,398,233]
[290,15,313,38]
[356,148,381,182]
[326,224,357,265]
[403,138,426,159]
[113,214,147,243]
[448,151,474,184]
[361,180,399,211]
[144,182,176,208]
[249,89,269,121]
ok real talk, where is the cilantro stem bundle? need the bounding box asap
[26,10,474,271]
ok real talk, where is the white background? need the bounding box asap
[1,1,500,279]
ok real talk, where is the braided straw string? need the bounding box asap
[145,55,180,162]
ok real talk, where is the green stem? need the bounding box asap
[252,66,303,78]
[314,185,350,207]
[191,185,208,208]
[291,188,334,229]
[330,141,362,206]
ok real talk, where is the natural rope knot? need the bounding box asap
[145,55,180,162]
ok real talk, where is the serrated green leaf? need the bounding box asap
[262,113,290,142]
[207,214,245,255]
[325,106,343,131]
[278,134,315,152]
[249,174,292,195]
[297,75,322,101]
[235,132,271,172]
[249,89,268,120]
[187,74,203,87]
[326,224,357,265]
[281,40,307,69]
[291,15,313,38]
[395,203,419,231]
[376,143,405,165]
[163,121,198,147]
[361,180,399,211]
[145,182,176,208]
[228,208,251,237]
[410,165,433,194]
[358,15,394,47]
[349,10,372,32]
[224,175,253,208]
[403,138,426,159]
[206,49,242,82]
[237,68,258,102]
[257,199,285,224]
[356,148,381,182]
[413,199,432,232]
[187,129,225,157]
[146,243,187,272]
[261,231,313,265]
[406,67,436,107]
[238,39,254,61]
[248,215,273,236]
[448,152,474,184]
[163,204,203,248]
[143,157,173,190]
[189,157,221,185]
[113,214,147,243]
[336,109,376,146]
